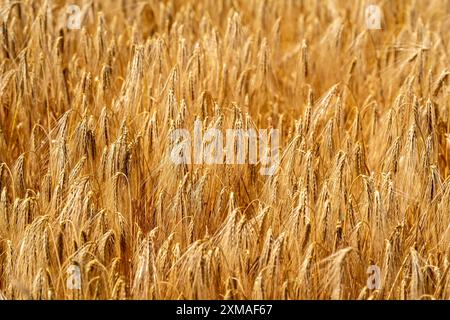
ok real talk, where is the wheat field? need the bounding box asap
[0,0,449,300]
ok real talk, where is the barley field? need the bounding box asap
[0,0,449,300]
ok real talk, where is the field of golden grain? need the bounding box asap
[0,0,449,300]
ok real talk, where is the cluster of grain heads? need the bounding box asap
[0,0,448,300]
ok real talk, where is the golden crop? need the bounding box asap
[0,0,449,299]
